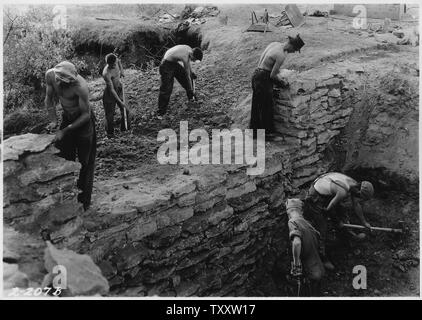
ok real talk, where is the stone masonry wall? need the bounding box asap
[3,134,83,236]
[273,68,355,188]
[73,67,358,296]
[3,67,368,297]
[77,149,294,296]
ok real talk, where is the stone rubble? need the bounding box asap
[43,241,109,296]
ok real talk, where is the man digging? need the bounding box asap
[157,44,203,117]
[249,34,305,141]
[45,61,96,211]
[304,172,374,270]
[102,53,130,138]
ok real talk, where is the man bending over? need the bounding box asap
[45,61,96,210]
[157,44,203,116]
[305,172,374,270]
[250,34,304,140]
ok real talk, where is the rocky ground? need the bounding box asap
[3,5,419,297]
[249,190,420,297]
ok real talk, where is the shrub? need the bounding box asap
[3,6,78,113]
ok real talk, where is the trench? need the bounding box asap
[74,25,203,76]
[83,52,420,296]
[3,26,419,297]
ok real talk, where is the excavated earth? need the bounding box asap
[3,8,419,297]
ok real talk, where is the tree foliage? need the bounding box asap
[3,6,85,112]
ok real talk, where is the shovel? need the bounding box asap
[340,222,403,234]
[121,85,129,131]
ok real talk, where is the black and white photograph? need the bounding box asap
[1,1,420,302]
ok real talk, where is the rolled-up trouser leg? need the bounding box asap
[158,62,175,115]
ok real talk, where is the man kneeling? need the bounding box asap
[286,198,325,296]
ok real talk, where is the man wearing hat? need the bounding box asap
[249,34,305,140]
[45,61,96,211]
[304,172,374,270]
[286,198,325,296]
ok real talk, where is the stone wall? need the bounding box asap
[273,68,355,188]
[3,134,83,236]
[2,68,358,297]
[77,148,293,296]
[4,59,417,296]
[74,67,359,296]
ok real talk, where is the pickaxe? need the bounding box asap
[340,221,404,234]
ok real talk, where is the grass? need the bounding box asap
[67,4,183,50]
[71,18,167,50]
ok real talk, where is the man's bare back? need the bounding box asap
[257,42,287,80]
[163,44,192,63]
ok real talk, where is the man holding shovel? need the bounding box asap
[304,172,374,270]
[102,53,130,138]
[157,45,203,116]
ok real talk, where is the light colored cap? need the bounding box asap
[53,61,78,83]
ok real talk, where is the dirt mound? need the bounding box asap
[89,66,233,180]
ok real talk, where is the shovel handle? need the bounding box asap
[121,82,128,130]
[342,223,402,233]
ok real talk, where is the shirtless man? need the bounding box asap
[157,44,203,116]
[305,172,374,270]
[250,34,305,140]
[45,61,96,211]
[102,53,130,138]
